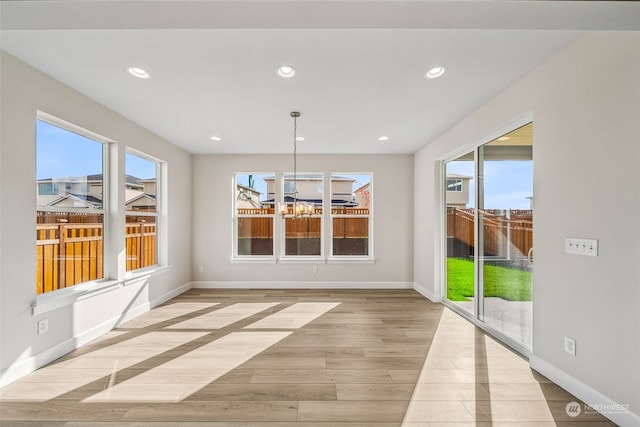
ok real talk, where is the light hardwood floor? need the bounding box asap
[0,289,616,426]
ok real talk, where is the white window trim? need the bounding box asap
[231,172,276,260]
[278,256,326,264]
[35,113,114,303]
[329,172,374,260]
[229,171,376,264]
[326,256,375,264]
[280,172,325,259]
[125,149,163,271]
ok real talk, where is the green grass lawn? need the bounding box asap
[447,258,532,302]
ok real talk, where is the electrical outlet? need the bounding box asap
[564,336,576,356]
[198,266,204,273]
[312,266,318,274]
[38,319,49,335]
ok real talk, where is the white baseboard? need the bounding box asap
[413,281,442,303]
[0,281,192,389]
[149,282,192,309]
[530,354,639,427]
[190,281,413,290]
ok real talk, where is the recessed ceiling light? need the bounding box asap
[497,136,511,141]
[425,66,446,79]
[276,65,296,78]
[295,136,305,141]
[210,136,222,142]
[128,67,150,79]
[378,136,390,141]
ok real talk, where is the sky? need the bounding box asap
[446,159,533,210]
[36,120,156,180]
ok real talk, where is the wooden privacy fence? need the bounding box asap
[447,207,532,259]
[36,217,156,294]
[36,222,103,294]
[125,221,157,272]
[237,208,369,239]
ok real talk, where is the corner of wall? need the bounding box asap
[413,281,442,303]
[530,354,640,427]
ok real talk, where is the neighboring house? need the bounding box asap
[37,174,157,210]
[36,175,104,207]
[235,183,262,209]
[445,173,472,208]
[125,192,157,211]
[354,182,371,209]
[262,174,358,207]
[44,193,103,209]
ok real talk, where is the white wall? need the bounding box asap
[192,154,413,285]
[414,32,640,424]
[0,52,193,384]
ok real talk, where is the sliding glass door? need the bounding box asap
[444,123,533,350]
[445,151,476,317]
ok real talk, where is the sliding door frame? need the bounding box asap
[438,113,533,358]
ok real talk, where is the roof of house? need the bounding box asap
[263,175,354,181]
[46,193,103,208]
[446,173,473,179]
[263,197,357,206]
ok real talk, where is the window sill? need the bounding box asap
[230,257,277,264]
[33,279,121,316]
[327,257,376,264]
[278,257,326,264]
[123,264,171,286]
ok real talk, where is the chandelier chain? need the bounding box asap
[293,113,298,200]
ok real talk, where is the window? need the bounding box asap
[331,173,372,256]
[125,152,159,271]
[36,119,105,294]
[233,171,373,261]
[447,179,463,192]
[38,182,59,195]
[282,173,323,257]
[234,173,274,257]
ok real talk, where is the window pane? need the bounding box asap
[36,120,105,294]
[125,153,157,213]
[235,173,274,256]
[285,217,321,256]
[36,212,104,294]
[331,173,371,256]
[283,173,323,256]
[333,217,369,255]
[125,215,157,270]
[36,120,103,209]
[125,152,158,270]
[238,217,273,255]
[283,173,323,203]
[447,179,463,192]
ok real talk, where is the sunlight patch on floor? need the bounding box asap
[82,331,292,402]
[244,302,341,329]
[165,302,279,330]
[121,302,220,328]
[401,308,555,424]
[0,331,208,402]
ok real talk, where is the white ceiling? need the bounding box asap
[1,1,638,155]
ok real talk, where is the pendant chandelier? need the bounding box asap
[279,111,314,218]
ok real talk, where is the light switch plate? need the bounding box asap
[565,238,598,257]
